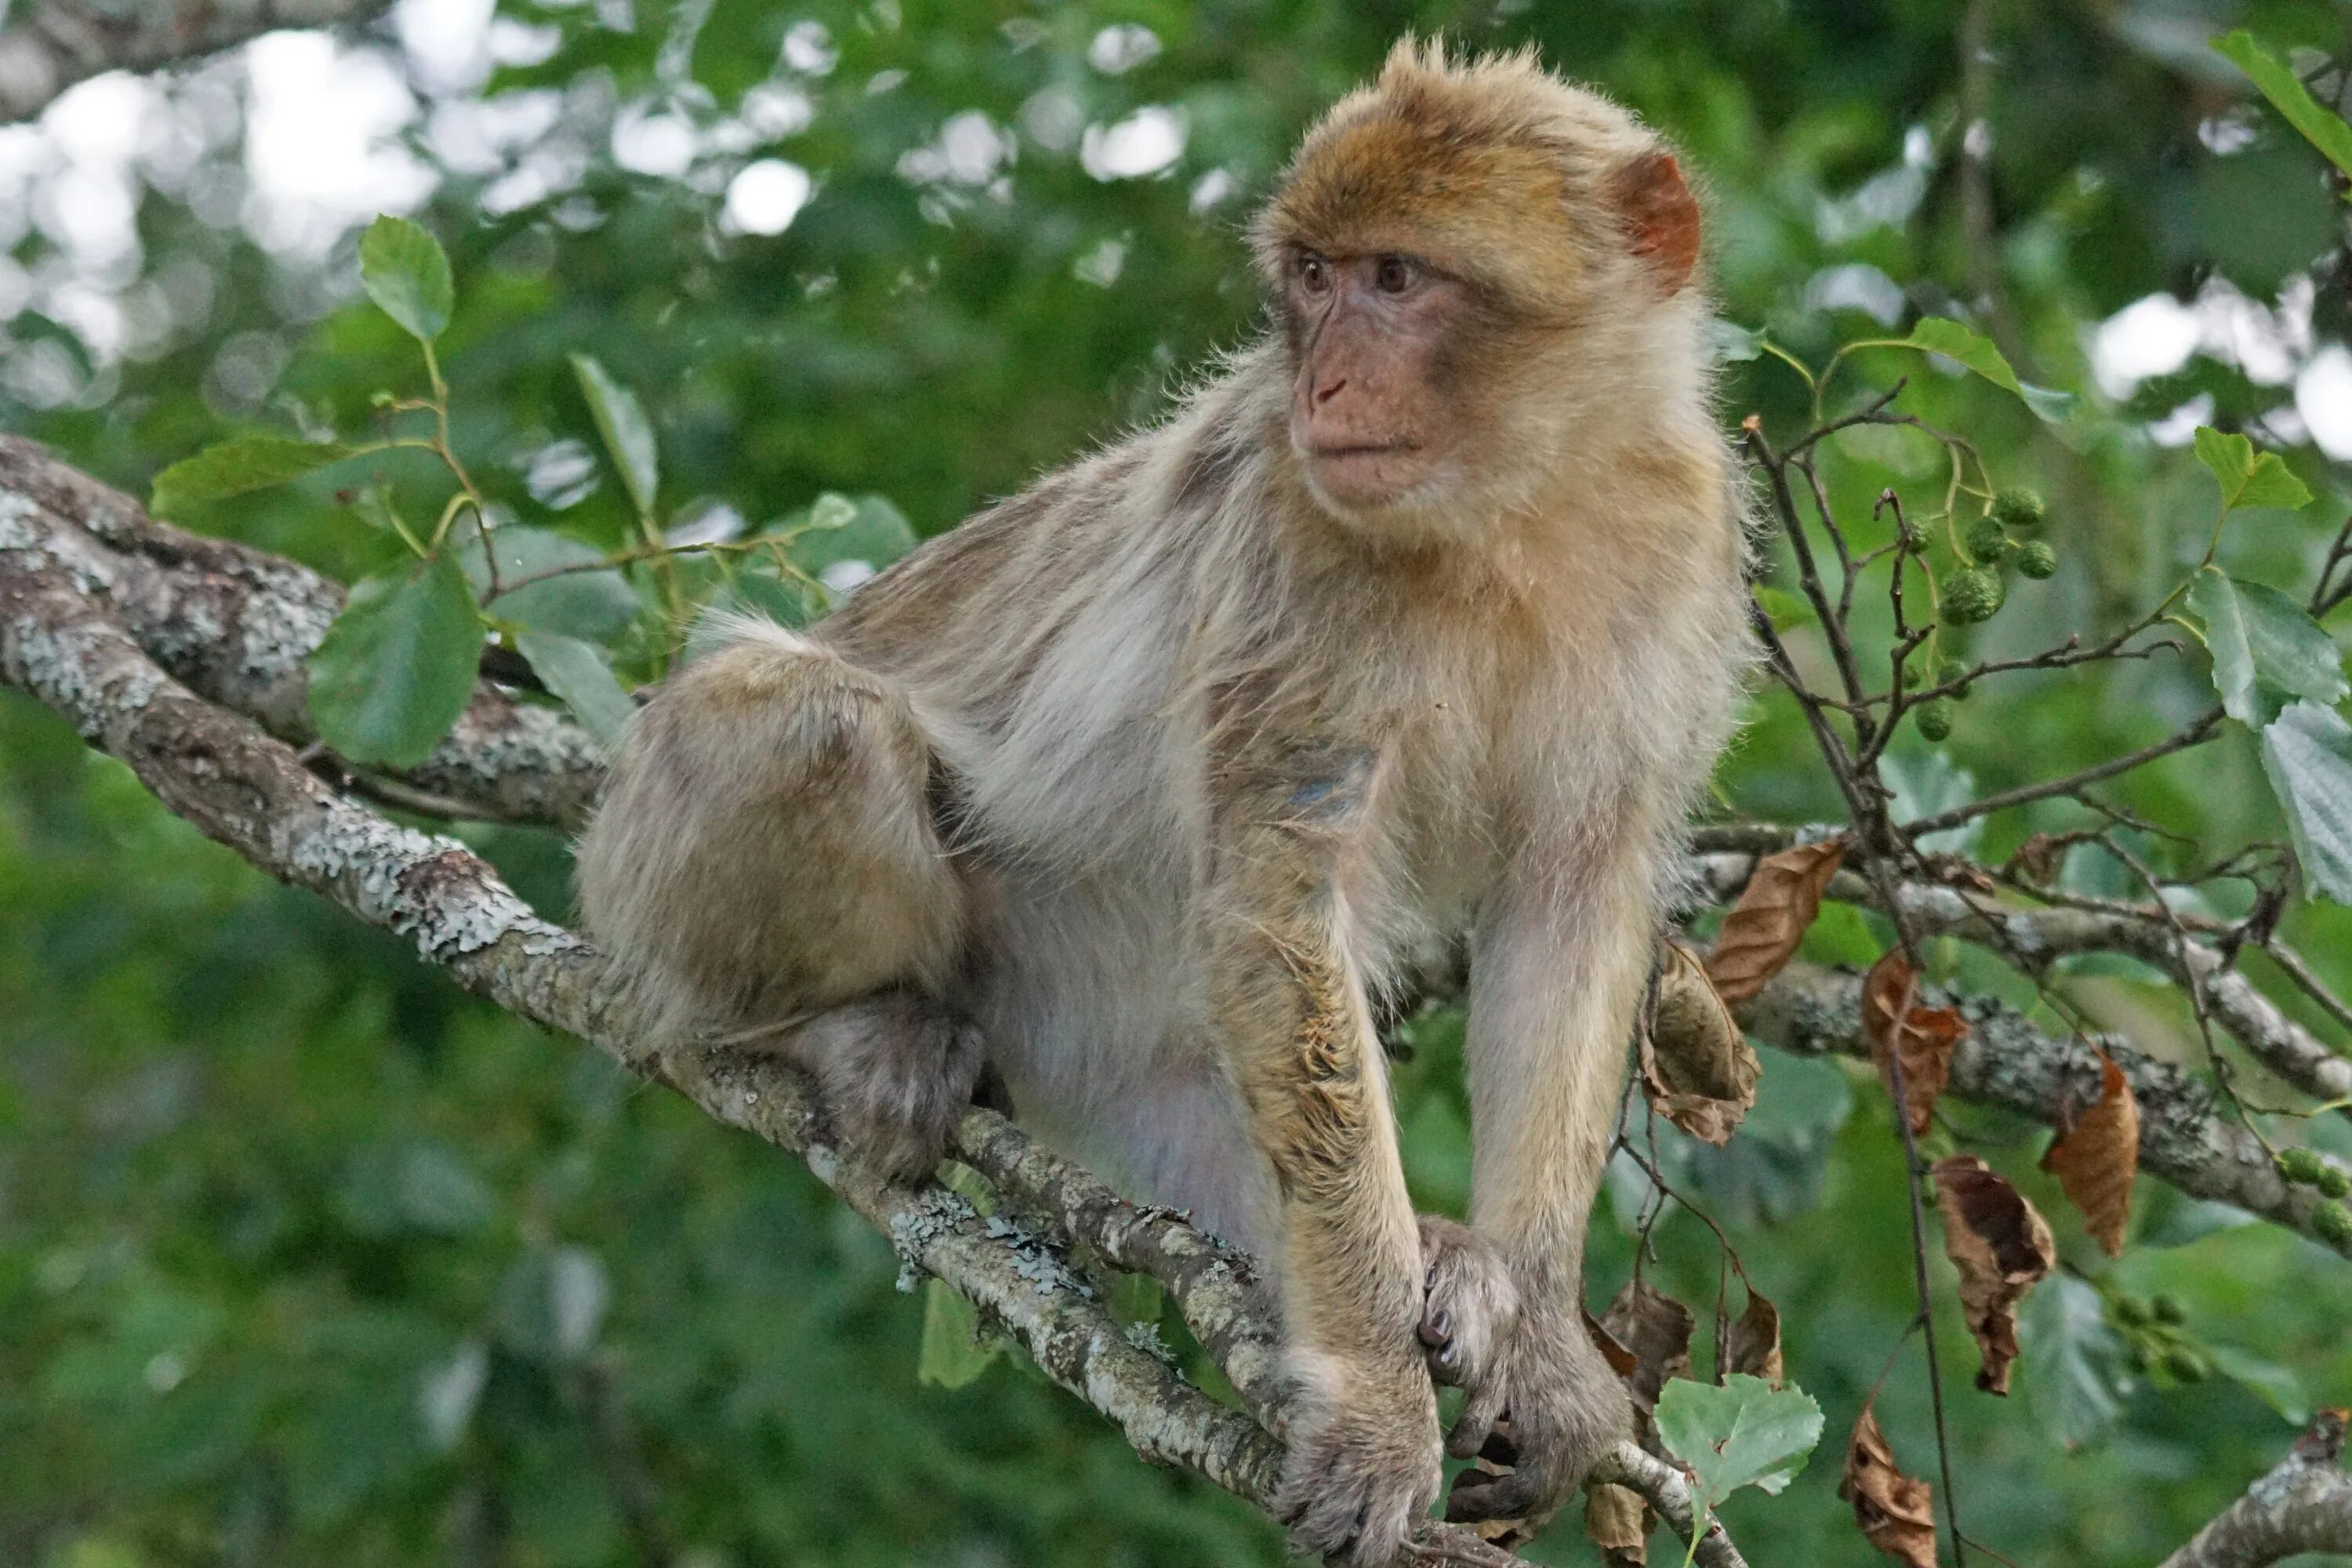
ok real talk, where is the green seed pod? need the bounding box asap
[2315,1201,2352,1247]
[1914,697,1954,742]
[2125,1341,2154,1373]
[2110,1295,2152,1327]
[2318,1166,2350,1200]
[1903,663,1924,689]
[2161,1348,2210,1383]
[1991,487,2046,529]
[1964,515,2009,563]
[2151,1294,2186,1326]
[1940,568,2002,625]
[2278,1147,2328,1186]
[2015,539,2058,580]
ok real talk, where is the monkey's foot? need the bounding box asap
[1277,1350,1442,1567]
[1416,1215,1520,1396]
[778,990,986,1183]
[1440,1309,1631,1527]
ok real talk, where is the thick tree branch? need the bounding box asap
[0,0,396,122]
[1693,848,2352,1115]
[2158,1410,2352,1568]
[1742,959,2351,1256]
[0,438,604,826]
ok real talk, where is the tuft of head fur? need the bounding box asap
[1250,38,1681,318]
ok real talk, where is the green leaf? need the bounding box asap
[2260,701,2352,903]
[1904,317,2078,423]
[1752,584,1815,631]
[1704,319,1765,365]
[2022,1273,2125,1450]
[1652,1373,1824,1508]
[307,550,481,768]
[514,630,634,746]
[785,492,920,577]
[723,568,818,629]
[2193,426,2313,513]
[358,216,455,342]
[2208,1344,2310,1424]
[151,435,358,517]
[2213,31,2352,181]
[461,520,641,641]
[2189,568,2347,725]
[571,353,659,516]
[917,1277,1003,1389]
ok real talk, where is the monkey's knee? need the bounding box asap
[575,628,967,1044]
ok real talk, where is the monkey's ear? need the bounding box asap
[1610,151,1700,296]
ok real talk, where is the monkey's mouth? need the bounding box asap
[1310,441,1419,460]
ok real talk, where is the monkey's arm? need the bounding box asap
[1203,739,1440,1567]
[1442,847,1652,1523]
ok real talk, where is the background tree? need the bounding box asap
[2,2,2350,1566]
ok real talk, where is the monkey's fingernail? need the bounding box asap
[1432,1308,1450,1338]
[1439,1342,1460,1369]
[1426,1263,1439,1289]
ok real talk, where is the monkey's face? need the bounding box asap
[1281,248,1483,518]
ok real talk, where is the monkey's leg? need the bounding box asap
[1438,867,1650,1526]
[575,627,981,1181]
[1205,745,1439,1568]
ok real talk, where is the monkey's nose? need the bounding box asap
[1312,376,1347,407]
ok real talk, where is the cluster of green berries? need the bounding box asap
[2109,1293,2211,1381]
[1940,488,2056,630]
[1907,655,1974,742]
[2276,1148,2352,1244]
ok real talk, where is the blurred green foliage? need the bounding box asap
[5,1,2352,1564]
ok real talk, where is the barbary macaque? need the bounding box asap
[578,40,1748,1565]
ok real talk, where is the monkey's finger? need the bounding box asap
[1443,1466,1540,1524]
[1443,1385,1508,1460]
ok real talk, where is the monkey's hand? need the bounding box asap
[1416,1215,1519,1394]
[1277,1343,1442,1567]
[1438,1296,1632,1528]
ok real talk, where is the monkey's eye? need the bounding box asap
[1374,255,1417,294]
[1297,254,1331,294]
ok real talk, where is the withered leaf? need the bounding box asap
[1642,939,1760,1145]
[1708,838,1846,1002]
[1862,950,1968,1135]
[2041,1050,2139,1256]
[1722,1287,1784,1388]
[1931,1154,2056,1395]
[1601,1276,1696,1419]
[1840,1401,1937,1568]
[1584,1308,1641,1380]
[1584,1481,1650,1565]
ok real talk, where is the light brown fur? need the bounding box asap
[575,38,1749,1565]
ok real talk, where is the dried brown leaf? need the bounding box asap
[1642,939,1759,1145]
[1722,1287,1784,1388]
[1862,950,1968,1135]
[2041,1049,2139,1256]
[1584,1308,1641,1380]
[1600,1276,1695,1419]
[1708,838,1846,1002]
[1840,1401,1937,1568]
[1930,1154,2056,1395]
[1584,1481,1650,1565]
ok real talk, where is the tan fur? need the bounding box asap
[575,38,1749,1564]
